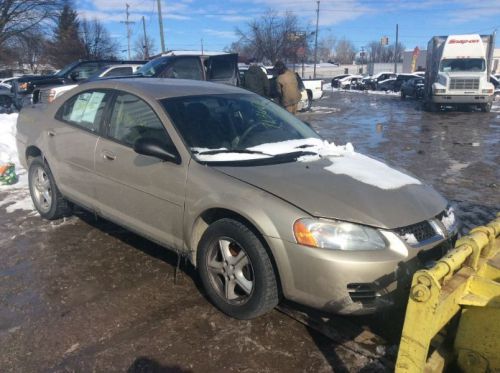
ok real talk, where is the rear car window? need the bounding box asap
[103,67,133,77]
[57,90,109,132]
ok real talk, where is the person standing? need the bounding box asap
[242,59,270,97]
[274,61,301,114]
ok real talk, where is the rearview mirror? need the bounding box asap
[133,137,180,164]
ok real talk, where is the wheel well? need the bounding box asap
[190,208,283,297]
[25,146,42,164]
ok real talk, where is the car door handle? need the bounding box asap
[101,150,116,161]
[47,130,56,137]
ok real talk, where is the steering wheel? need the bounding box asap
[234,122,265,147]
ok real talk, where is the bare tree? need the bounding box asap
[335,38,356,64]
[133,33,155,60]
[235,10,305,64]
[367,40,405,63]
[80,18,118,60]
[17,31,48,73]
[0,0,62,49]
[317,34,336,63]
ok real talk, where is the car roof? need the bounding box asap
[78,77,245,100]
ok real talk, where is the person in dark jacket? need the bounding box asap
[242,60,270,97]
[274,61,301,114]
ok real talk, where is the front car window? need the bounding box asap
[161,94,320,163]
[440,58,485,72]
[58,90,109,132]
[108,92,173,148]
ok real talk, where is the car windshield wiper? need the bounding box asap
[194,149,271,156]
[270,150,318,160]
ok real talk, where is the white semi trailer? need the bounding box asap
[424,34,495,112]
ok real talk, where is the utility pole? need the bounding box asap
[394,23,399,73]
[142,16,149,59]
[120,3,135,60]
[201,38,204,55]
[157,0,166,53]
[313,0,320,79]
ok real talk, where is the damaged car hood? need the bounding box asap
[214,154,447,230]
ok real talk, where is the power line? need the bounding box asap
[120,3,135,59]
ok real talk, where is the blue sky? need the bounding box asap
[77,0,500,58]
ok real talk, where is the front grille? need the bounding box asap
[347,283,377,304]
[396,220,436,243]
[449,78,479,90]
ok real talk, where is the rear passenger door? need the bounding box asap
[206,54,239,86]
[49,89,111,208]
[94,91,187,249]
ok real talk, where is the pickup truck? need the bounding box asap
[12,60,145,109]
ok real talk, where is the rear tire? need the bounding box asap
[28,157,72,220]
[197,218,279,319]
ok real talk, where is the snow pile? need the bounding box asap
[324,152,422,190]
[0,113,33,212]
[193,137,421,190]
[441,208,456,232]
[402,233,418,245]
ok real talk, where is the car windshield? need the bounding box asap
[440,58,485,72]
[161,94,321,163]
[135,57,172,77]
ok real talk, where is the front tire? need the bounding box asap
[28,157,72,220]
[197,218,279,319]
[481,102,492,112]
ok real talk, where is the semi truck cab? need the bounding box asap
[425,34,495,112]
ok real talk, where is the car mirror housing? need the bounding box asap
[133,137,180,164]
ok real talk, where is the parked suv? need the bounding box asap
[12,60,145,109]
[17,78,458,319]
[135,53,239,86]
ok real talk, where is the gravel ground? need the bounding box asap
[0,91,498,372]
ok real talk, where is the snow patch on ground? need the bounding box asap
[0,187,34,212]
[0,113,27,190]
[0,113,34,213]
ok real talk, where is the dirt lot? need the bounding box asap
[1,91,499,372]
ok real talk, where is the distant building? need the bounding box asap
[403,48,500,74]
[402,50,427,73]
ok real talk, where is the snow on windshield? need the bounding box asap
[192,138,421,190]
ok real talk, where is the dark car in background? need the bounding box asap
[393,74,422,92]
[401,78,425,100]
[11,60,145,109]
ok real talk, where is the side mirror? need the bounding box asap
[133,137,180,164]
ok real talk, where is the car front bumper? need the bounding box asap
[432,94,493,104]
[268,233,457,315]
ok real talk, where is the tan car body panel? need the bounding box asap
[17,78,453,315]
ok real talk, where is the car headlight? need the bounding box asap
[293,218,387,251]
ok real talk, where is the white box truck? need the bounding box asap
[424,34,496,112]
